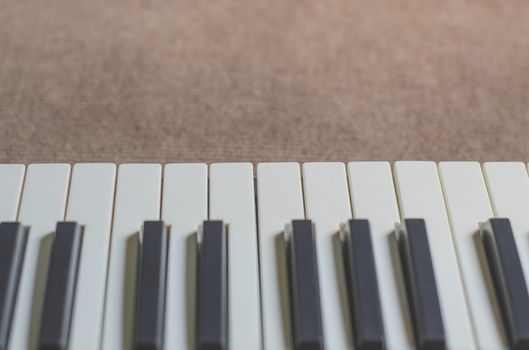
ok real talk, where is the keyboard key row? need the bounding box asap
[2,161,529,349]
[5,216,529,350]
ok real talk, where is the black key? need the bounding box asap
[286,220,324,350]
[397,218,445,350]
[0,222,28,350]
[481,218,529,350]
[133,221,168,350]
[38,222,83,350]
[341,219,385,350]
[197,220,228,350]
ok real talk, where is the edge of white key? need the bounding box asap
[257,162,305,350]
[0,164,26,221]
[67,163,117,350]
[162,163,208,350]
[209,163,262,350]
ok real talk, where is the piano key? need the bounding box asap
[286,220,324,350]
[341,220,385,350]
[257,162,304,350]
[347,162,414,350]
[438,162,507,348]
[133,221,168,350]
[483,162,529,291]
[0,165,25,221]
[301,162,353,349]
[397,219,445,350]
[38,221,83,350]
[162,164,207,350]
[197,220,228,350]
[0,223,28,350]
[10,164,70,350]
[101,164,162,350]
[209,163,261,350]
[393,161,476,349]
[0,164,26,349]
[480,218,529,349]
[0,165,26,350]
[66,164,116,350]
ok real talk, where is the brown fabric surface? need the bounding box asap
[1,0,528,164]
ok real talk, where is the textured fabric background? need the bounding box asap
[1,0,528,164]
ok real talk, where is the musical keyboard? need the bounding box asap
[1,161,529,350]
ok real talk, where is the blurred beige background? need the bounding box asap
[1,0,528,164]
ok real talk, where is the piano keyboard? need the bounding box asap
[1,161,529,350]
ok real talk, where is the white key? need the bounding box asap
[9,164,71,350]
[347,162,415,349]
[302,162,353,349]
[257,162,304,350]
[162,163,208,350]
[209,163,262,350]
[67,164,117,350]
[101,164,162,350]
[483,162,529,290]
[0,164,25,221]
[439,162,507,349]
[393,161,476,349]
